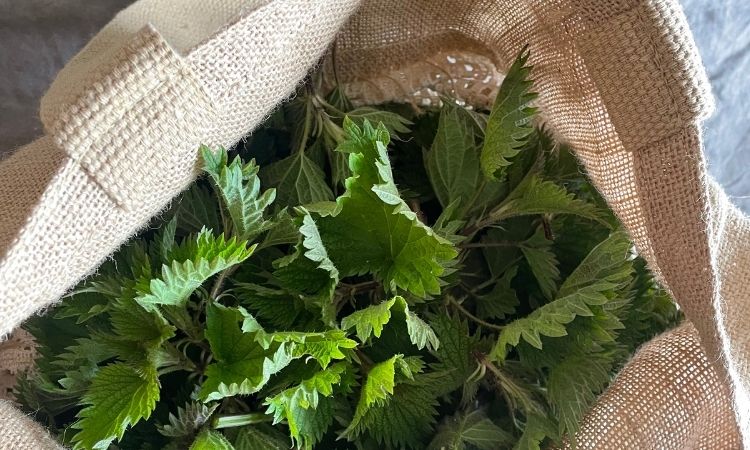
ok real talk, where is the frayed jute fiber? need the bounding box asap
[0,0,748,448]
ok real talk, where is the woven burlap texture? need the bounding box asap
[0,0,747,448]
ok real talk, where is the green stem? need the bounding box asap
[210,265,239,300]
[460,241,516,249]
[212,413,271,429]
[297,93,314,154]
[448,296,504,331]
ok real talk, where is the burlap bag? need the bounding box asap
[0,0,747,448]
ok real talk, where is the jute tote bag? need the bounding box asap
[0,0,748,448]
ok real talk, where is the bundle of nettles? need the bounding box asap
[15,50,679,450]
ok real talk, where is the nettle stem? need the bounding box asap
[448,295,504,331]
[212,413,271,429]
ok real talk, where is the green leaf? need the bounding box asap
[428,410,512,450]
[265,363,347,448]
[548,353,612,439]
[342,107,412,139]
[557,231,633,298]
[341,296,439,350]
[430,315,479,392]
[190,430,235,450]
[138,230,255,307]
[341,300,394,343]
[489,176,604,225]
[271,330,356,369]
[492,232,634,361]
[260,151,334,207]
[158,402,218,438]
[316,119,457,297]
[519,229,560,300]
[403,307,440,352]
[515,414,557,450]
[111,300,173,341]
[345,355,401,434]
[350,372,441,449]
[174,183,222,233]
[273,213,340,324]
[425,102,504,214]
[199,303,294,402]
[71,363,159,450]
[480,48,538,179]
[475,266,519,320]
[233,425,291,450]
[201,146,276,240]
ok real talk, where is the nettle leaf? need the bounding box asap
[340,107,412,139]
[515,414,557,450]
[233,425,290,450]
[341,296,439,351]
[260,150,334,208]
[316,119,457,297]
[158,401,218,438]
[71,363,159,450]
[190,430,235,450]
[428,410,512,450]
[201,145,276,240]
[199,303,294,402]
[138,230,255,307]
[425,102,505,215]
[480,48,538,180]
[430,315,479,392]
[476,266,519,320]
[548,353,612,440]
[174,183,222,234]
[351,372,442,449]
[265,362,347,448]
[492,233,634,361]
[345,355,402,435]
[341,300,394,343]
[270,331,356,369]
[489,175,605,225]
[519,228,560,300]
[273,213,339,324]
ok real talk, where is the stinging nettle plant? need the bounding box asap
[16,49,680,450]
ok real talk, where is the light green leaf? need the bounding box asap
[265,363,347,448]
[345,355,401,434]
[201,146,276,240]
[71,363,159,450]
[138,230,255,307]
[341,296,439,351]
[260,151,334,207]
[480,48,538,179]
[404,308,440,352]
[190,430,235,450]
[317,119,457,297]
[341,300,394,343]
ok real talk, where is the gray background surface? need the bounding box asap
[1,1,748,210]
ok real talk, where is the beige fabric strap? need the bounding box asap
[1,0,749,448]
